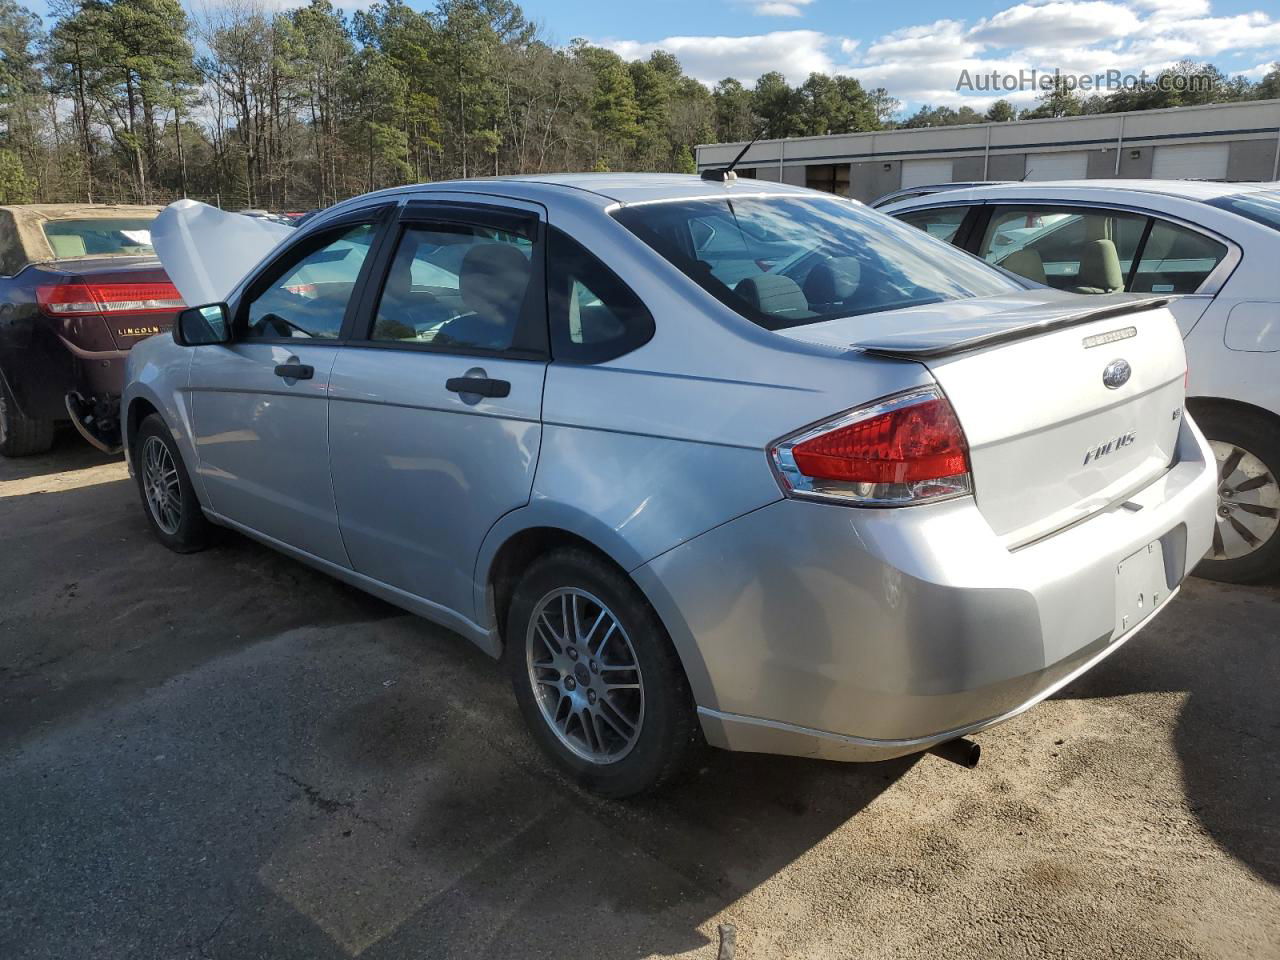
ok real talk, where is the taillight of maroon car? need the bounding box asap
[769,387,973,506]
[36,270,184,349]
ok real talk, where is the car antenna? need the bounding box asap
[701,125,767,182]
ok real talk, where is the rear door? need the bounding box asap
[188,209,390,564]
[327,197,548,621]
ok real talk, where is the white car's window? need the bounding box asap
[244,223,375,340]
[372,224,533,351]
[895,207,970,244]
[613,197,1018,331]
[1130,220,1227,294]
[978,207,1146,294]
[1205,188,1280,232]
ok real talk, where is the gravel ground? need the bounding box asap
[1,434,1277,960]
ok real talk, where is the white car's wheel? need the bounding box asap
[1194,406,1280,584]
[133,414,209,553]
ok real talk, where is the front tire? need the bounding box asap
[504,548,698,797]
[133,414,209,553]
[1192,405,1280,584]
[0,376,55,457]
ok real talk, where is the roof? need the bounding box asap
[346,173,818,211]
[0,203,163,274]
[0,203,164,219]
[927,179,1276,202]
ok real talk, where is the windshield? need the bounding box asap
[42,217,156,259]
[612,196,1019,330]
[1205,189,1280,233]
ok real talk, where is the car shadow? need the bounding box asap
[0,470,397,747]
[0,429,119,482]
[1052,577,1280,887]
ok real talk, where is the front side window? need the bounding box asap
[978,207,1146,293]
[895,206,970,245]
[612,197,1018,331]
[372,224,534,352]
[244,223,375,340]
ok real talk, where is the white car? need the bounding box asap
[884,181,1280,583]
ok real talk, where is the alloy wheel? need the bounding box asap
[525,587,645,764]
[1209,440,1280,561]
[142,435,183,536]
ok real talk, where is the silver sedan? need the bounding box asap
[124,174,1216,796]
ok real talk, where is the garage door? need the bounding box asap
[1024,151,1089,180]
[900,159,954,189]
[1152,143,1229,180]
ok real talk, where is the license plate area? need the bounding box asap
[1115,540,1174,638]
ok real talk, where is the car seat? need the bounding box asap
[1073,238,1124,294]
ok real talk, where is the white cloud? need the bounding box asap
[969,2,1140,47]
[751,0,814,16]
[604,30,837,85]
[597,0,1280,111]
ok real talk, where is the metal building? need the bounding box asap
[696,98,1280,204]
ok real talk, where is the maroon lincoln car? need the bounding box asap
[0,204,183,456]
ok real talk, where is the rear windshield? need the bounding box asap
[612,196,1018,330]
[42,217,156,258]
[1205,189,1280,233]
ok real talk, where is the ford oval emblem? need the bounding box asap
[1102,358,1131,390]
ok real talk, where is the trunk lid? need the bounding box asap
[45,259,181,349]
[778,291,1187,547]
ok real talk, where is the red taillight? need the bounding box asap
[771,388,972,505]
[37,281,184,316]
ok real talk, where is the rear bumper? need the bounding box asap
[633,414,1216,761]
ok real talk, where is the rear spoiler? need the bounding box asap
[859,297,1172,360]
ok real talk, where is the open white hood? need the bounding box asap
[151,199,294,308]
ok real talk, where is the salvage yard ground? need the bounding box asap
[1,434,1278,960]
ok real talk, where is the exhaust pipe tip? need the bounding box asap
[928,737,981,769]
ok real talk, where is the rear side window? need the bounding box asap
[1130,221,1228,294]
[895,207,970,244]
[978,207,1146,294]
[548,227,653,362]
[371,223,534,352]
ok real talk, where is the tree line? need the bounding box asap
[0,0,1276,209]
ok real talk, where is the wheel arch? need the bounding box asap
[476,512,711,707]
[1186,395,1280,433]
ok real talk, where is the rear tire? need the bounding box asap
[504,548,698,797]
[0,377,55,457]
[133,414,209,553]
[1192,405,1280,584]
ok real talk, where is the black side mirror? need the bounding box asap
[173,303,232,346]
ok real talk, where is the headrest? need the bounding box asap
[1001,249,1047,285]
[734,273,809,317]
[802,257,862,304]
[459,243,531,324]
[48,234,86,258]
[1074,238,1123,294]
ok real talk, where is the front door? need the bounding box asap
[328,199,548,622]
[189,220,382,565]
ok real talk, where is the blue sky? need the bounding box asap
[24,0,1280,111]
